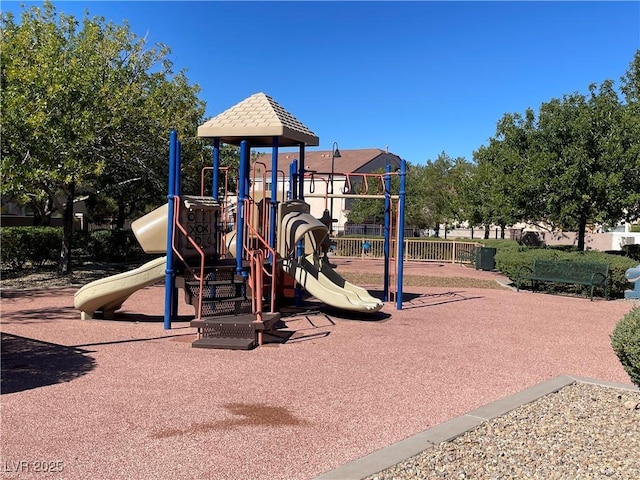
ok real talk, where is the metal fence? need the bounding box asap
[331,237,480,263]
[342,224,420,238]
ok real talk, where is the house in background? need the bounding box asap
[256,148,402,233]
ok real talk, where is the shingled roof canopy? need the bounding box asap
[197,92,319,147]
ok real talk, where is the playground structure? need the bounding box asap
[74,92,407,349]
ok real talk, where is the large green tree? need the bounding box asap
[403,153,472,237]
[1,2,206,272]
[618,50,640,221]
[472,51,640,249]
[467,109,540,239]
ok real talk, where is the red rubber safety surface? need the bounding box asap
[1,260,638,480]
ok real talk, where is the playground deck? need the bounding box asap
[1,259,637,480]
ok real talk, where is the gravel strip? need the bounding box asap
[365,382,640,480]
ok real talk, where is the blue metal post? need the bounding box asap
[175,140,182,196]
[269,137,278,254]
[288,159,298,200]
[294,143,308,307]
[170,140,182,318]
[212,138,221,259]
[212,138,220,200]
[236,140,248,274]
[298,144,305,201]
[396,159,407,310]
[383,165,391,302]
[164,130,178,330]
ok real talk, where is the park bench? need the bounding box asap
[515,259,610,301]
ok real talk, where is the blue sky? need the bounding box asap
[4,1,639,165]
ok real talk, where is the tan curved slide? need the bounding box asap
[282,254,383,312]
[74,203,169,320]
[131,203,168,253]
[277,200,328,257]
[73,256,167,320]
[277,200,382,313]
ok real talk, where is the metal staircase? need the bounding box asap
[172,195,279,350]
[176,259,276,350]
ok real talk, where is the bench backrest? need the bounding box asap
[531,260,609,282]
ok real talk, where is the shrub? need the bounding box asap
[622,244,640,262]
[475,239,520,250]
[0,226,61,270]
[27,227,62,266]
[494,246,560,281]
[72,230,91,260]
[0,227,27,270]
[87,229,142,262]
[519,231,544,247]
[496,247,637,299]
[611,307,640,388]
[578,251,638,299]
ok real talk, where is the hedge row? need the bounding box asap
[0,227,62,270]
[493,243,638,299]
[0,227,145,270]
[79,229,145,263]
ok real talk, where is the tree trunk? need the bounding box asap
[58,182,75,274]
[577,214,587,251]
[31,197,54,226]
[116,200,126,230]
[484,224,490,239]
[32,209,45,226]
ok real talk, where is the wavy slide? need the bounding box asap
[73,256,167,320]
[279,202,383,313]
[282,254,383,312]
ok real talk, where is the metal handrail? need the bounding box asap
[242,197,278,314]
[249,249,265,346]
[171,195,207,320]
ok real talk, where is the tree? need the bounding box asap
[467,111,540,239]
[618,50,640,223]
[404,153,472,237]
[1,2,205,272]
[474,50,640,250]
[91,69,206,229]
[407,160,448,235]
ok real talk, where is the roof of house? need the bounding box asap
[197,92,319,147]
[257,148,401,175]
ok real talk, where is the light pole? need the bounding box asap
[330,142,341,233]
